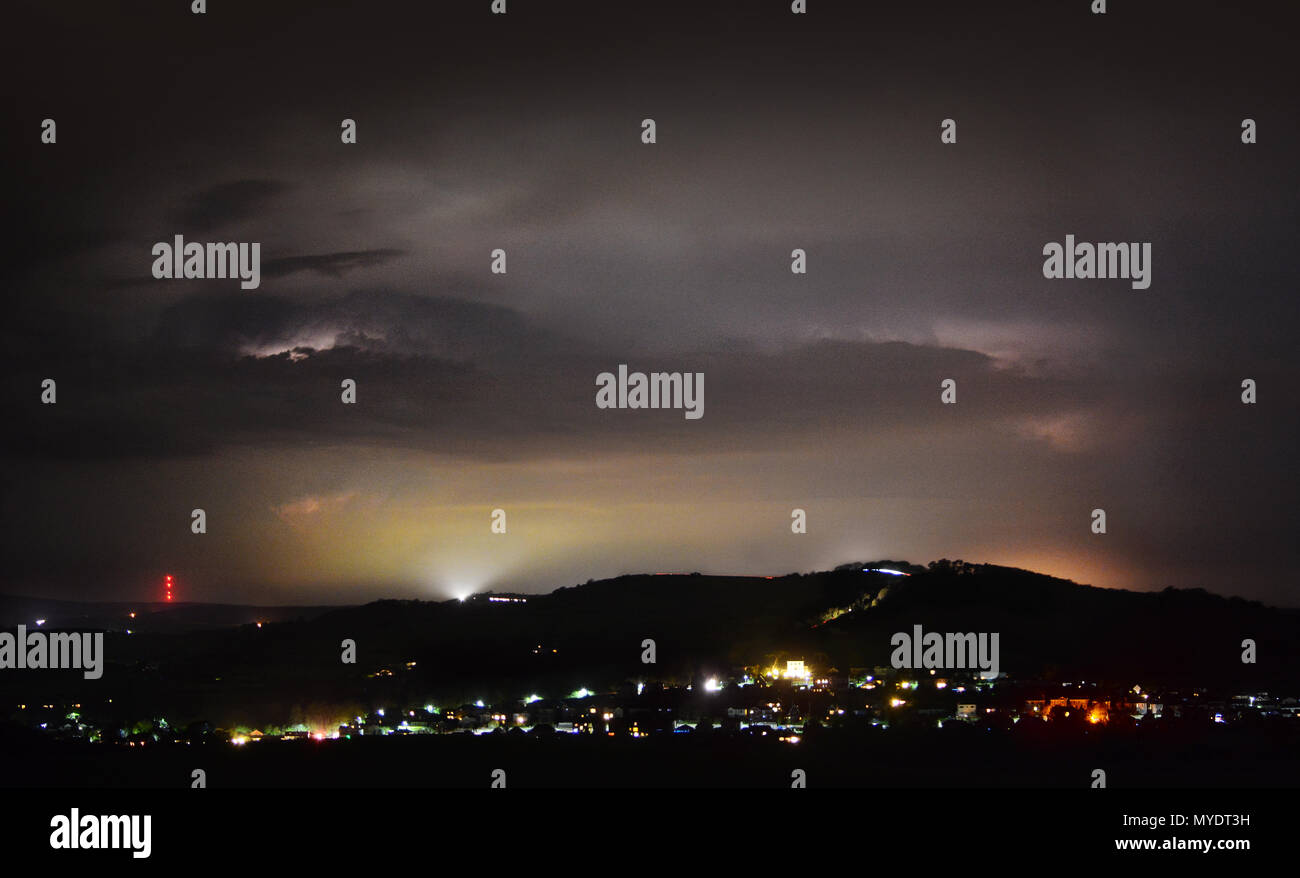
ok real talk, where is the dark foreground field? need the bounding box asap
[6,723,1299,789]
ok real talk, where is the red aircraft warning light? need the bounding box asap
[165,574,174,602]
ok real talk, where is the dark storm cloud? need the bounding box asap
[175,180,292,233]
[12,286,1280,470]
[0,287,1014,460]
[146,289,569,361]
[262,249,406,280]
[98,250,409,292]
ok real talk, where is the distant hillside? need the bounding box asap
[0,595,339,632]
[2,561,1296,727]
[814,561,1299,688]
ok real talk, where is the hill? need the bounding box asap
[2,560,1296,728]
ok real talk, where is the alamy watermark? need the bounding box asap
[890,624,999,680]
[0,626,104,679]
[152,235,261,289]
[49,809,150,858]
[1042,235,1151,289]
[596,365,703,420]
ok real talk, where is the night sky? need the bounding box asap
[3,0,1296,605]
